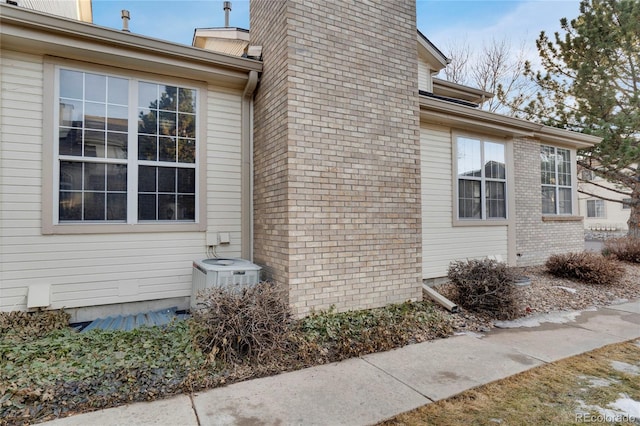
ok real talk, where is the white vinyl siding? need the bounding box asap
[417,58,432,92]
[0,51,244,312]
[420,124,508,279]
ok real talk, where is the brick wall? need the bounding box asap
[250,0,423,317]
[514,137,584,266]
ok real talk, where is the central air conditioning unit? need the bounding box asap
[190,258,261,310]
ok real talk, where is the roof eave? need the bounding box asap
[0,4,262,76]
[417,30,449,71]
[419,95,600,148]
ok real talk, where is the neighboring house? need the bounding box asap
[0,1,600,320]
[578,168,631,236]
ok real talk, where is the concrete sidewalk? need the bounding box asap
[43,300,640,426]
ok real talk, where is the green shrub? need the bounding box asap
[190,282,295,364]
[545,252,624,285]
[447,259,519,320]
[603,237,640,263]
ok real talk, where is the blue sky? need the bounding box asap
[92,0,582,61]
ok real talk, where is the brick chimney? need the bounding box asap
[250,0,422,317]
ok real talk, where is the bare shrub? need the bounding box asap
[447,259,519,320]
[0,310,70,340]
[603,237,640,263]
[190,282,295,364]
[545,252,624,285]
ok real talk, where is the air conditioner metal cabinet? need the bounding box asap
[191,258,261,310]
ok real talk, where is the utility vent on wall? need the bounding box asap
[191,258,261,310]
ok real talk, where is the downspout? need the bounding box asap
[241,70,259,260]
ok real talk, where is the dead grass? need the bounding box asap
[379,340,640,426]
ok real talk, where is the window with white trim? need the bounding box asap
[622,198,632,209]
[456,136,507,220]
[541,145,572,214]
[56,68,198,224]
[586,199,605,218]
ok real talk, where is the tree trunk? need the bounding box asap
[627,187,640,239]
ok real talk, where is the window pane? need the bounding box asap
[178,88,196,113]
[107,164,127,191]
[138,109,157,134]
[138,82,158,109]
[59,128,82,156]
[158,194,176,220]
[178,195,195,220]
[60,161,82,190]
[484,142,505,179]
[85,73,106,102]
[458,179,481,219]
[59,192,82,221]
[138,194,156,220]
[178,138,196,163]
[158,85,177,111]
[59,99,83,127]
[85,163,105,191]
[158,167,175,192]
[159,137,176,162]
[540,146,555,185]
[486,181,506,218]
[542,186,556,214]
[559,188,572,214]
[138,166,156,192]
[557,148,571,186]
[108,76,128,105]
[84,192,105,220]
[107,105,128,132]
[60,69,83,99]
[107,193,127,221]
[457,138,481,177]
[84,130,105,157]
[623,198,632,209]
[178,113,196,138]
[138,135,157,161]
[107,132,127,159]
[159,111,176,136]
[85,102,106,130]
[177,168,196,193]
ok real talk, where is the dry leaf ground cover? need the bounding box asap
[380,339,640,426]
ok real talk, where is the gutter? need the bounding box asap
[241,71,259,260]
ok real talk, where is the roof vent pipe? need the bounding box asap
[121,9,130,32]
[223,1,231,27]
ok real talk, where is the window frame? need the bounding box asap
[42,59,207,234]
[541,145,574,216]
[454,134,508,223]
[586,199,606,218]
